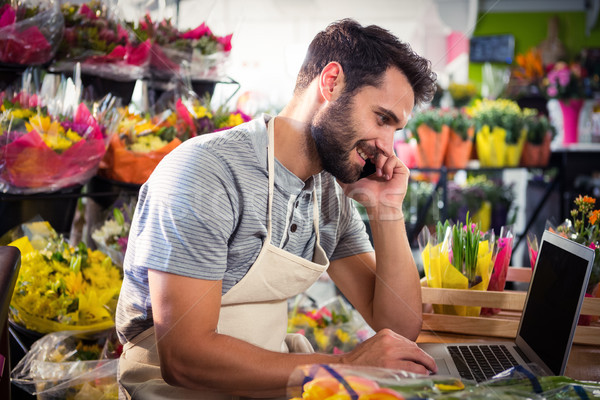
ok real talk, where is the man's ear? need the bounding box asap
[319,62,344,102]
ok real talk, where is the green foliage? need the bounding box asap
[522,108,556,144]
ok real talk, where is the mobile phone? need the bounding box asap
[359,159,377,179]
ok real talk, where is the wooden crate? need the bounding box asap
[421,267,600,345]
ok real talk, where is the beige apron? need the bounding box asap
[118,117,330,399]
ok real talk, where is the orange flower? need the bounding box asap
[590,210,600,226]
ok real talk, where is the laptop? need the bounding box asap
[419,230,595,382]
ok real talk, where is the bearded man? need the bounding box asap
[116,18,438,400]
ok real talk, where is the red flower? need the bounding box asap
[78,3,98,20]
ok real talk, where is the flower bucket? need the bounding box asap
[444,126,473,169]
[559,99,584,144]
[504,129,526,167]
[475,125,506,167]
[415,124,450,169]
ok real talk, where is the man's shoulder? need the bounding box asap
[184,117,265,156]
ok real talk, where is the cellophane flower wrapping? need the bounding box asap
[0,0,64,65]
[287,295,371,354]
[8,220,123,335]
[50,1,151,81]
[287,363,600,399]
[91,195,136,267]
[99,89,251,184]
[481,226,514,316]
[11,328,121,399]
[133,14,232,81]
[0,74,121,194]
[419,216,497,316]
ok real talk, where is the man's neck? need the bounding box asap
[274,96,323,182]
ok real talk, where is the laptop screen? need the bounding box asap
[517,232,593,375]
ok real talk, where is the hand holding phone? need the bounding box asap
[359,159,377,179]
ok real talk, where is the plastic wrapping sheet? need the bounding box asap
[11,329,121,399]
[0,0,64,65]
[287,363,600,399]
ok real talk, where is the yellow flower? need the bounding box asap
[64,272,87,295]
[218,113,244,129]
[129,134,169,152]
[9,108,34,120]
[335,328,350,343]
[134,120,159,136]
[313,328,329,350]
[193,104,212,119]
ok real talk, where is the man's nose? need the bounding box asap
[375,132,395,158]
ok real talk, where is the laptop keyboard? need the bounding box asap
[448,344,520,382]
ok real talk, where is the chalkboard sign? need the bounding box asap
[469,35,515,64]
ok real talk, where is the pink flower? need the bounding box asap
[217,34,233,52]
[557,68,570,87]
[181,22,212,40]
[117,24,129,42]
[0,4,16,28]
[590,242,597,250]
[547,86,558,97]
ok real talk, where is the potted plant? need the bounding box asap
[444,109,474,169]
[405,108,451,180]
[520,109,555,167]
[467,98,526,167]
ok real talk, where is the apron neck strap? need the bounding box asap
[267,118,321,242]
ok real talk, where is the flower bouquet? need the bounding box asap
[287,364,465,400]
[481,225,514,316]
[520,108,554,167]
[50,1,151,83]
[11,328,121,399]
[91,196,136,267]
[287,296,371,354]
[287,363,600,399]
[0,0,64,66]
[8,220,123,335]
[0,78,120,194]
[99,93,251,185]
[466,98,526,167]
[528,195,600,325]
[419,214,497,316]
[98,106,183,185]
[133,14,232,82]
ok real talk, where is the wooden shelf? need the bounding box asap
[421,267,600,345]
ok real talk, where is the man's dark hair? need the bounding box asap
[294,18,437,106]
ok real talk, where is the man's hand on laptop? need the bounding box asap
[341,328,438,375]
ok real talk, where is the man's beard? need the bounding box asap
[310,94,366,184]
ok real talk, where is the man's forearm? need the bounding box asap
[368,210,423,340]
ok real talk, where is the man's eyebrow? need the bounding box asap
[374,106,402,125]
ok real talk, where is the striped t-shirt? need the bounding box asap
[115,115,373,343]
